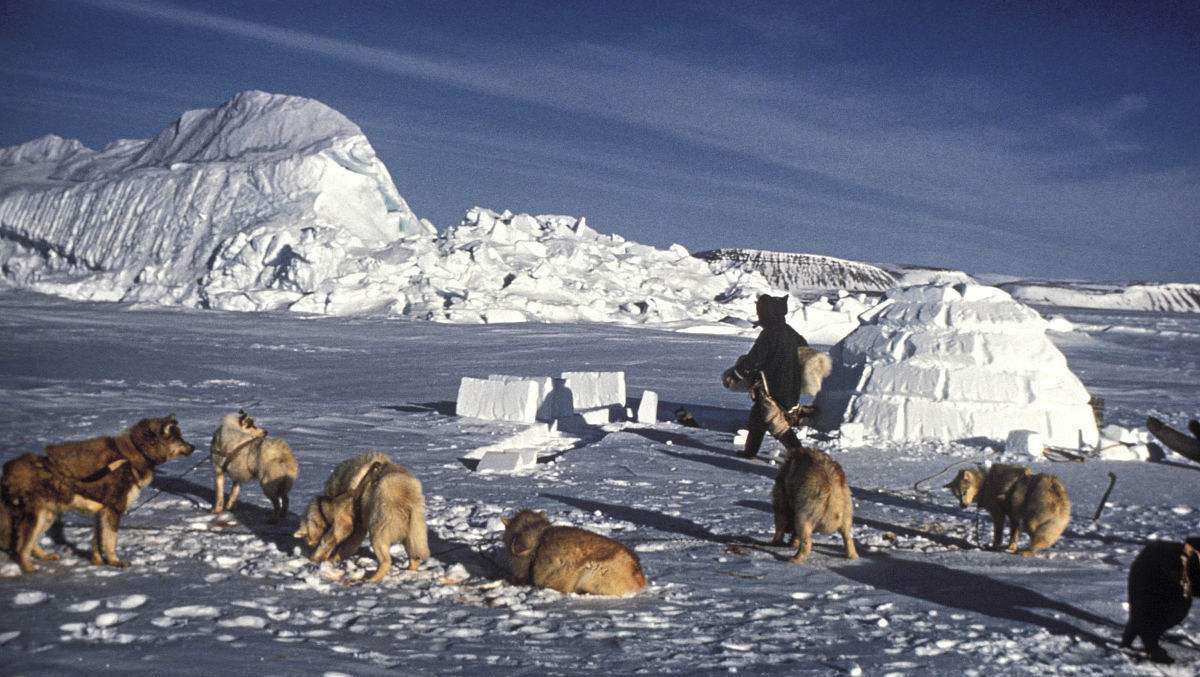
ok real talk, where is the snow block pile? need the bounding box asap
[814,284,1100,449]
[1095,424,1154,461]
[457,371,626,426]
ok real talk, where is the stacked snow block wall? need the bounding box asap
[456,371,626,425]
[814,284,1100,449]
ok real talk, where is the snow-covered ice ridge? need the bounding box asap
[0,91,434,311]
[0,90,791,327]
[999,280,1200,313]
[696,248,897,293]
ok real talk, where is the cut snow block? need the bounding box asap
[733,429,749,447]
[561,371,626,411]
[456,377,540,423]
[489,375,556,422]
[1100,424,1138,445]
[637,390,659,424]
[1099,443,1140,462]
[476,449,538,473]
[1006,430,1044,458]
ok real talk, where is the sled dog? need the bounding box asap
[1,454,126,571]
[946,464,1070,555]
[210,410,298,522]
[1121,538,1200,664]
[771,446,857,563]
[294,453,429,583]
[2,416,194,573]
[502,509,647,596]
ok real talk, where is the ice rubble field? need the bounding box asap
[0,290,1198,676]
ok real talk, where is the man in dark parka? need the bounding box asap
[733,294,806,458]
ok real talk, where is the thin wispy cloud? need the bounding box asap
[11,0,1198,280]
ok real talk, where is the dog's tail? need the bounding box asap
[404,498,431,563]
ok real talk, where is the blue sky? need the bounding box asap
[2,0,1197,282]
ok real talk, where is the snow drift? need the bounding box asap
[814,284,1100,449]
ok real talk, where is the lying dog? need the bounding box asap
[294,452,429,583]
[210,410,298,523]
[945,463,1070,556]
[502,509,646,596]
[1121,538,1200,664]
[771,445,858,563]
[2,416,194,573]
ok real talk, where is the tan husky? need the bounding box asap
[501,510,647,596]
[946,464,1070,556]
[771,446,858,563]
[210,410,298,523]
[294,453,429,583]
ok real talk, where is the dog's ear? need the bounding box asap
[500,517,510,527]
[163,421,178,438]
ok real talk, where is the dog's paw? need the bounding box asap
[105,558,130,568]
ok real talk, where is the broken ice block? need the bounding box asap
[839,422,866,446]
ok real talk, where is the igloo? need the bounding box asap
[813,284,1099,449]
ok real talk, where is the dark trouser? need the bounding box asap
[742,400,801,458]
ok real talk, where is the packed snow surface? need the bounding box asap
[1,290,1198,675]
[815,284,1100,449]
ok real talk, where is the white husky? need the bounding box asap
[210,410,298,523]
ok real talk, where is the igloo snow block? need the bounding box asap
[475,449,537,472]
[636,390,659,424]
[560,371,626,412]
[1006,430,1044,458]
[456,377,540,423]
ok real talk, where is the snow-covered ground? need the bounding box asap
[1,290,1198,675]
